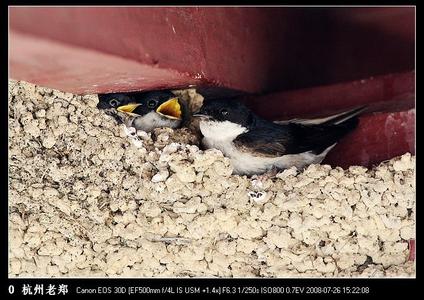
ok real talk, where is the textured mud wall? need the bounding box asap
[9,80,415,277]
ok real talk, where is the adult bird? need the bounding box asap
[193,99,366,176]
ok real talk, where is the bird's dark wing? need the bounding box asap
[234,109,361,157]
[233,123,293,158]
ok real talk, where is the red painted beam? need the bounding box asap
[9,7,297,94]
[9,7,414,95]
[242,71,415,120]
[323,110,415,168]
[333,7,415,41]
[9,31,202,95]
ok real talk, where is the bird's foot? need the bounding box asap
[265,167,280,178]
[251,167,279,189]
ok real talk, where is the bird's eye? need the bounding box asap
[220,109,229,116]
[109,98,120,107]
[147,99,158,108]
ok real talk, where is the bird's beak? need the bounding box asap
[156,98,182,120]
[117,103,141,114]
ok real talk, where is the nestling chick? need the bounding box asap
[98,91,189,132]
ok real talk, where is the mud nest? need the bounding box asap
[9,80,415,277]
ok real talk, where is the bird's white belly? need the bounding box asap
[202,136,335,176]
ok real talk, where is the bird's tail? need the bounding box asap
[289,106,367,155]
[319,106,368,125]
[274,106,368,126]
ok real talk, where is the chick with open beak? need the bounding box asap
[98,91,189,132]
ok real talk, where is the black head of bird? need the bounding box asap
[194,99,365,175]
[193,99,255,128]
[98,91,185,132]
[97,93,134,110]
